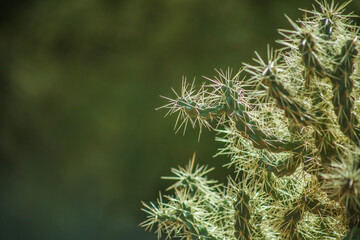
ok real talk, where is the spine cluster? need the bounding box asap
[141,1,360,239]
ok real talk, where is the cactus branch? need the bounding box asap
[329,38,360,146]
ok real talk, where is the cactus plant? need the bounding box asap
[141,1,360,239]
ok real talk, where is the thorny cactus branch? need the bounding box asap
[329,38,360,145]
[142,1,360,239]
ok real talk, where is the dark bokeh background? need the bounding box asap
[0,0,359,239]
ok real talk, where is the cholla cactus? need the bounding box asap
[141,1,360,239]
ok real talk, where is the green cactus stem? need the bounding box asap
[233,190,253,240]
[299,32,326,87]
[175,83,305,153]
[329,38,360,146]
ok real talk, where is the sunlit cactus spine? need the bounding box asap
[141,1,360,239]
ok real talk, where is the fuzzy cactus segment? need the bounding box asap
[329,39,360,145]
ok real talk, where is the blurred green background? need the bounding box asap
[0,0,359,239]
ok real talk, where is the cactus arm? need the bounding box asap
[233,190,253,240]
[172,81,305,153]
[329,38,360,146]
[262,67,315,126]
